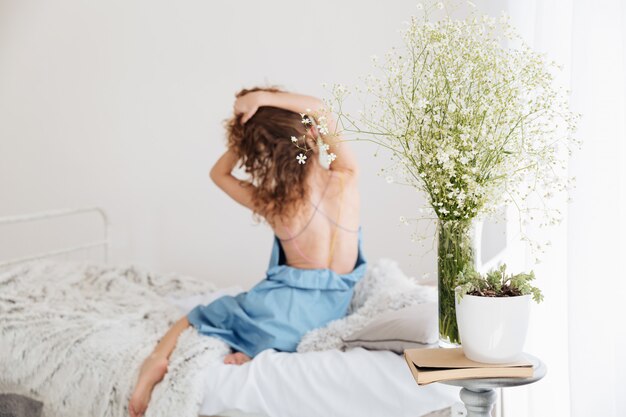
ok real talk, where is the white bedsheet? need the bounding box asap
[197,347,461,417]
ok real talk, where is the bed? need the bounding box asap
[0,207,463,417]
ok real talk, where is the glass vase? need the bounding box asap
[437,219,476,347]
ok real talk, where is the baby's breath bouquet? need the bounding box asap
[328,1,579,345]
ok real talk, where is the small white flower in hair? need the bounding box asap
[321,143,330,151]
[327,153,337,164]
[296,153,307,164]
[291,136,298,143]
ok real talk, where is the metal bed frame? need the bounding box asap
[0,207,110,268]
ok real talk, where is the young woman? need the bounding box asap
[129,88,367,417]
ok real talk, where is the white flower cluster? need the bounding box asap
[331,0,580,238]
[290,109,337,167]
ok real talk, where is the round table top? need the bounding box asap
[441,353,546,391]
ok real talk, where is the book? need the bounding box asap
[403,348,533,385]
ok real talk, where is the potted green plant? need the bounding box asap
[455,264,543,363]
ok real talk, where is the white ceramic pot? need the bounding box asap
[455,291,530,364]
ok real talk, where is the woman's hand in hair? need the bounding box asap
[234,91,267,124]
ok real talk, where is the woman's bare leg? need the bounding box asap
[129,317,190,417]
[129,316,253,416]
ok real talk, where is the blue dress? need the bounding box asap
[187,231,367,358]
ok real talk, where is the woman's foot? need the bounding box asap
[223,352,251,365]
[129,354,169,417]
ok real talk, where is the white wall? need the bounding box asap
[0,0,444,289]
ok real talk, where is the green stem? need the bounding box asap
[437,219,474,345]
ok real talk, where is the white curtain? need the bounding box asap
[502,1,626,416]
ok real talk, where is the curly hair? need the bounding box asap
[226,87,316,221]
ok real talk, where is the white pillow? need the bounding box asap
[340,303,438,354]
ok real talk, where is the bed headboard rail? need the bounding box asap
[0,207,110,268]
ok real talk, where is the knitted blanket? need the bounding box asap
[0,259,434,417]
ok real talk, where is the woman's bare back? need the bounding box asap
[271,166,360,275]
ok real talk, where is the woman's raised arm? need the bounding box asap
[209,148,256,210]
[235,90,359,175]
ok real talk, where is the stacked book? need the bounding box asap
[404,348,533,385]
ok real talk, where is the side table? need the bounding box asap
[441,354,546,417]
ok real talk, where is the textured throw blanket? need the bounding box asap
[0,259,434,417]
